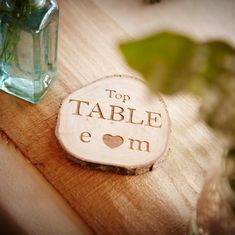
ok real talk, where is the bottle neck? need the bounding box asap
[29,0,46,8]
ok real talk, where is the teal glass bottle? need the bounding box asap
[0,0,59,103]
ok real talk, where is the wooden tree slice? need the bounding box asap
[56,74,170,175]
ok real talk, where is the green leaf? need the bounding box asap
[120,32,235,144]
[120,32,235,96]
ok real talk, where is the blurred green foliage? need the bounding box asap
[120,32,235,147]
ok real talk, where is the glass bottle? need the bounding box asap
[187,149,235,235]
[0,0,59,103]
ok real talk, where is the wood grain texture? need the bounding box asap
[0,0,226,234]
[0,130,92,235]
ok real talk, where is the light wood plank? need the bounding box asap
[0,0,226,234]
[0,130,92,235]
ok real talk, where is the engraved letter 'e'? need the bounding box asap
[80,132,91,143]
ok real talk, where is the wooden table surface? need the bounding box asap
[1,0,234,234]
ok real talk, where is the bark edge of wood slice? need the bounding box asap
[55,74,170,175]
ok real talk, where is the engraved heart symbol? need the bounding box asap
[103,134,124,149]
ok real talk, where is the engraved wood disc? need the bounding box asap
[56,75,170,175]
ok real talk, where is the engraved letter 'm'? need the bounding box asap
[128,139,150,152]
